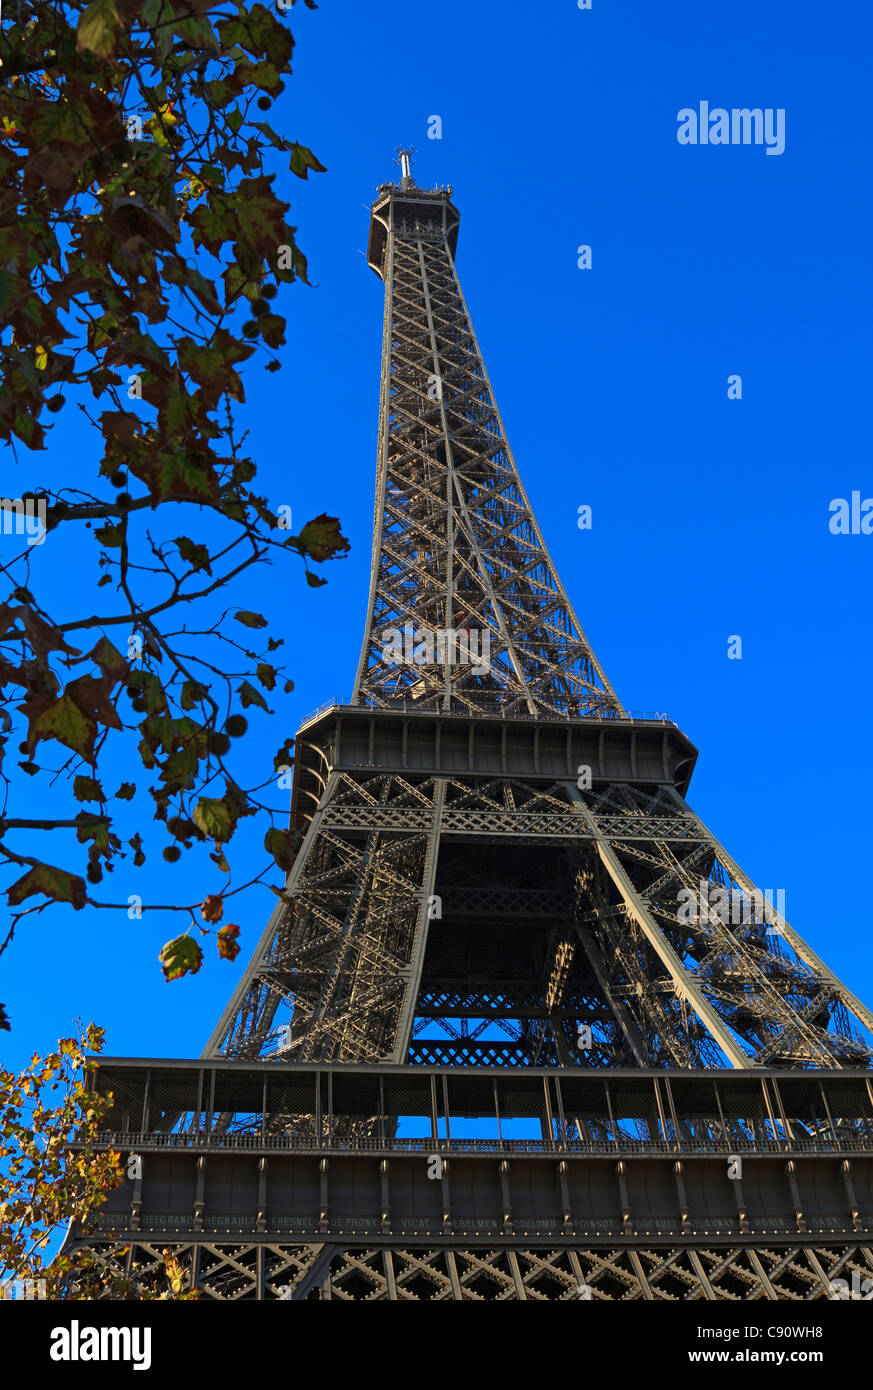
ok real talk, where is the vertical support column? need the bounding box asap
[141,1069,151,1133]
[380,1159,391,1233]
[318,1158,329,1235]
[391,780,446,1062]
[193,1156,206,1233]
[257,1157,267,1234]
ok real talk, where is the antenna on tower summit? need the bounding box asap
[394,145,416,188]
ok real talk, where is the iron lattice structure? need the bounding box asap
[64,167,873,1299]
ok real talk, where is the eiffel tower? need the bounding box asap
[68,154,873,1301]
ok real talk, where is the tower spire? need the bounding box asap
[394,144,416,189]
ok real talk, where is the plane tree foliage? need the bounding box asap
[0,0,349,1008]
[1,1023,198,1296]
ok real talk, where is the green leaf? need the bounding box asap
[77,0,121,57]
[265,826,296,871]
[130,672,167,714]
[193,796,235,843]
[75,812,109,850]
[114,782,136,800]
[305,571,327,588]
[234,610,267,629]
[238,680,269,711]
[159,935,203,982]
[288,142,327,180]
[180,680,208,710]
[7,864,87,910]
[73,776,105,803]
[32,694,97,761]
[95,524,123,548]
[256,663,276,690]
[128,832,146,867]
[206,80,232,108]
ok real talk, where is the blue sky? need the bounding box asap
[3,0,872,1070]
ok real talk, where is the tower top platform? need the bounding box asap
[367,179,460,276]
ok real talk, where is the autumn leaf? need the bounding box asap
[77,0,122,58]
[238,680,269,711]
[65,674,124,732]
[216,923,240,961]
[175,537,212,574]
[88,636,129,686]
[272,738,294,771]
[159,935,203,982]
[0,0,345,972]
[73,776,105,803]
[288,142,328,181]
[7,864,87,910]
[295,514,350,563]
[30,694,97,761]
[75,812,110,852]
[200,893,223,924]
[95,524,123,548]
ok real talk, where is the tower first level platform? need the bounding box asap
[66,1058,873,1300]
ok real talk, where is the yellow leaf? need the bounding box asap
[35,346,48,370]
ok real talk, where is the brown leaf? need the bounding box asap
[295,514,350,563]
[88,636,129,686]
[100,410,140,445]
[216,923,240,961]
[200,893,223,924]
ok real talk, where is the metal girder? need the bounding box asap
[60,1236,873,1301]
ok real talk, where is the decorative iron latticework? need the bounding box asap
[64,165,873,1299]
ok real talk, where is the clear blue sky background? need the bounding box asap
[3,0,872,1071]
